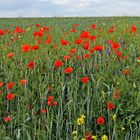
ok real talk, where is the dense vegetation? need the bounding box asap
[0,17,140,140]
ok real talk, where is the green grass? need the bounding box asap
[0,17,140,140]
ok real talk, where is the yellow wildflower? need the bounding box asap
[77,115,85,125]
[77,118,84,125]
[92,135,97,139]
[81,115,85,119]
[137,59,140,64]
[72,131,78,140]
[121,127,125,131]
[101,135,108,140]
[112,114,117,121]
[81,138,86,140]
[72,131,78,136]
[73,136,78,140]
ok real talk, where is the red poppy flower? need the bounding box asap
[114,50,122,58]
[28,61,36,69]
[96,45,104,50]
[97,117,105,125]
[84,54,89,59]
[33,30,43,37]
[14,26,25,34]
[91,24,96,29]
[75,38,83,44]
[83,42,90,50]
[61,39,69,45]
[70,28,76,32]
[63,55,70,61]
[42,26,49,32]
[45,39,52,44]
[35,23,40,27]
[6,93,15,100]
[21,44,30,52]
[47,96,54,101]
[7,82,14,90]
[7,52,15,58]
[4,116,11,122]
[70,49,77,54]
[107,102,115,110]
[64,67,73,74]
[0,82,4,87]
[53,101,58,106]
[54,60,63,67]
[108,26,114,32]
[0,29,5,35]
[0,90,2,94]
[74,24,79,27]
[37,39,42,44]
[47,96,57,106]
[93,46,104,51]
[111,42,120,49]
[89,36,96,42]
[80,31,90,38]
[107,40,113,44]
[19,79,27,85]
[122,56,127,60]
[47,100,52,106]
[31,45,39,50]
[81,77,89,83]
[41,109,47,114]
[131,25,137,33]
[77,55,81,60]
[85,133,93,140]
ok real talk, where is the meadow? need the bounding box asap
[0,17,140,140]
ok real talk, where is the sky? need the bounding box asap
[0,0,140,17]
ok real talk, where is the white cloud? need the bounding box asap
[53,0,69,5]
[0,0,140,17]
[0,8,43,17]
[37,0,69,4]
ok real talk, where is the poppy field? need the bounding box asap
[0,17,140,140]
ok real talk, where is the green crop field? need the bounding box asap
[0,17,140,140]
